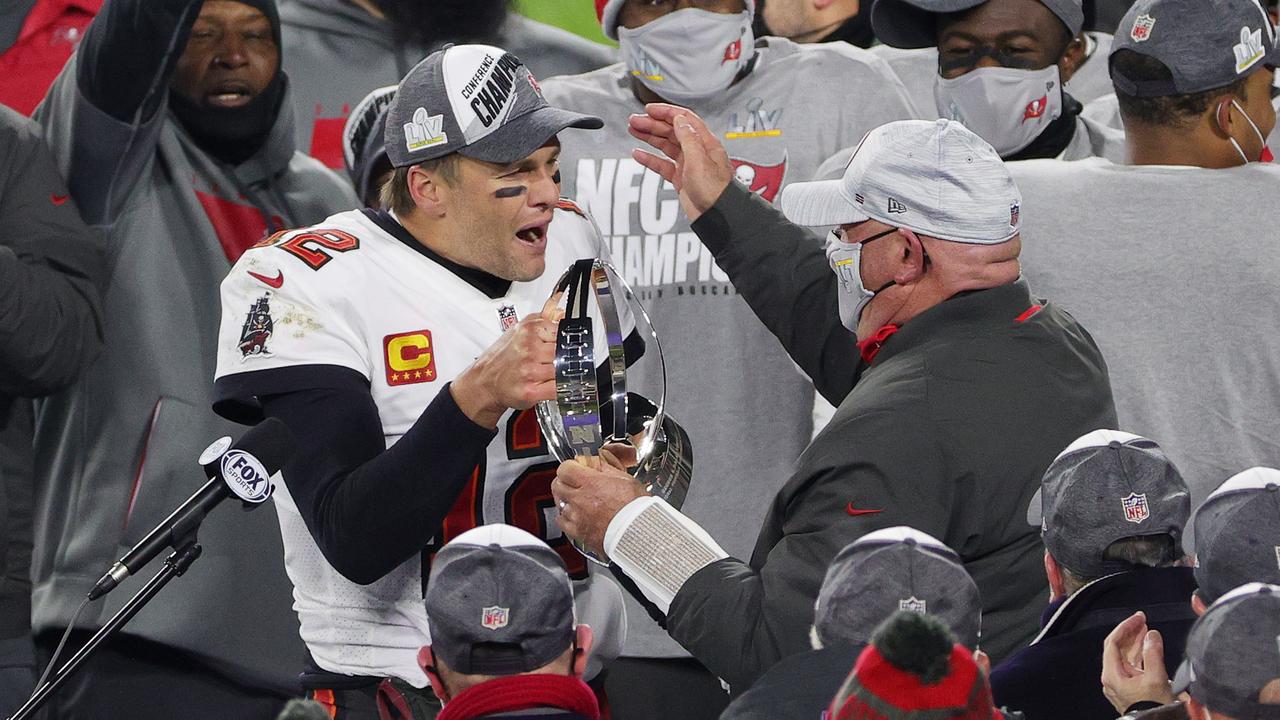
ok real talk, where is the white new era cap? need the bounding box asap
[780,119,1022,244]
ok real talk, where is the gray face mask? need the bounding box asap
[934,65,1063,157]
[826,228,896,332]
[618,8,754,104]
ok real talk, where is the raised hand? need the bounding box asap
[628,103,735,222]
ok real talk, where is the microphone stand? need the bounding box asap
[7,539,204,720]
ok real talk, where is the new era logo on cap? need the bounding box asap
[887,197,908,214]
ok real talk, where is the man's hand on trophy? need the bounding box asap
[450,295,562,429]
[628,103,733,223]
[553,457,650,558]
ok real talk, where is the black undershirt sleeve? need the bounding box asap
[236,328,643,587]
[258,372,495,585]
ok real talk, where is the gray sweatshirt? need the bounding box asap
[1012,157,1280,502]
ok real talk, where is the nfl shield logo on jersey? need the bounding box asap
[498,305,519,332]
[481,606,510,630]
[899,596,927,614]
[1122,492,1150,524]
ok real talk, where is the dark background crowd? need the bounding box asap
[2,0,1279,719]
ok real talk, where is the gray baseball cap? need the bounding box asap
[344,85,397,202]
[384,44,603,168]
[780,119,1022,244]
[1186,467,1280,603]
[1111,0,1280,97]
[1028,430,1190,579]
[425,524,576,675]
[871,0,1084,50]
[1172,583,1280,718]
[813,527,982,649]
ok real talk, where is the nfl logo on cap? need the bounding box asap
[1130,14,1155,41]
[1123,492,1151,524]
[481,605,510,630]
[899,596,927,614]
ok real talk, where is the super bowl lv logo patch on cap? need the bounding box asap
[384,330,438,386]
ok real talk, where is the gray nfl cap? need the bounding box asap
[1111,0,1280,97]
[1172,583,1280,718]
[1028,430,1190,579]
[872,0,1083,49]
[814,526,982,649]
[343,84,397,200]
[385,44,603,168]
[780,119,1021,244]
[425,524,575,675]
[1186,467,1280,603]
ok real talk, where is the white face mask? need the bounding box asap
[934,65,1063,157]
[826,228,896,332]
[618,8,754,104]
[1228,98,1274,165]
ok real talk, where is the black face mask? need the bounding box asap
[377,0,512,46]
[169,71,287,166]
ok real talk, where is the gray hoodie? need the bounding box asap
[279,0,616,169]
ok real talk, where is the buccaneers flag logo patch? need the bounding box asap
[730,156,787,203]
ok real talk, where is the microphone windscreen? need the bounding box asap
[275,699,332,720]
[232,417,297,476]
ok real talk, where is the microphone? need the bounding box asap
[88,418,296,600]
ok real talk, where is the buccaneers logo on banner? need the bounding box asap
[730,156,788,203]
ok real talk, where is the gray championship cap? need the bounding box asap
[1172,583,1280,718]
[814,526,982,649]
[343,84,397,201]
[780,119,1022,244]
[425,524,576,675]
[1028,430,1190,579]
[1186,467,1280,603]
[1111,0,1280,97]
[872,0,1083,49]
[385,44,603,168]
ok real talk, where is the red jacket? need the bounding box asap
[0,0,101,116]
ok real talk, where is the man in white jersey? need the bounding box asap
[862,0,1123,161]
[213,44,633,720]
[540,3,915,713]
[1010,0,1280,503]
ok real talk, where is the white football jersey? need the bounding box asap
[214,203,628,686]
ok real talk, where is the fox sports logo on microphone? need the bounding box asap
[221,450,274,504]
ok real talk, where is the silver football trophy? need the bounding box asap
[536,258,693,564]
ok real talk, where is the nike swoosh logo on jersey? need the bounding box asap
[846,503,883,516]
[51,194,69,206]
[249,270,284,289]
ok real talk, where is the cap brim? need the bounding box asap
[461,106,604,165]
[779,179,869,227]
[1171,659,1193,695]
[1026,487,1044,527]
[871,0,987,48]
